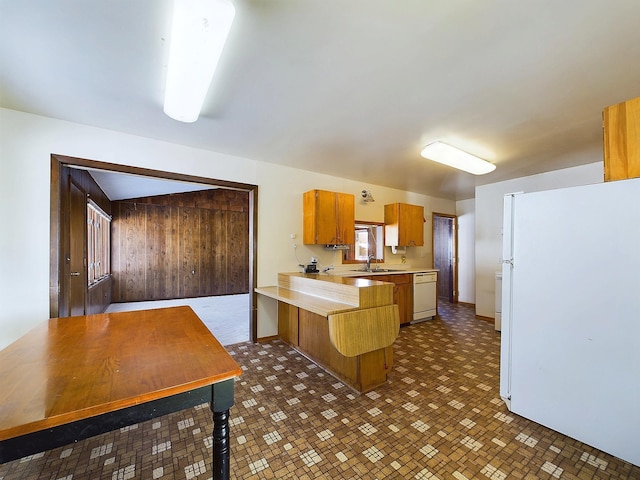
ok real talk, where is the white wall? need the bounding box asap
[474,161,604,317]
[456,198,475,304]
[0,107,455,350]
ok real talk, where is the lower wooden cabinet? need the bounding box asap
[360,274,413,325]
[277,302,393,392]
[278,302,299,346]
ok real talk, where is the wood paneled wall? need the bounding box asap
[68,168,112,213]
[111,190,249,303]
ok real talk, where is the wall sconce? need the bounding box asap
[361,190,375,202]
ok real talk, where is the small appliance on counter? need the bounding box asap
[303,257,319,274]
[304,262,319,274]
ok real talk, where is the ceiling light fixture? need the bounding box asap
[420,141,496,175]
[163,0,236,123]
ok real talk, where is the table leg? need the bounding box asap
[210,379,235,480]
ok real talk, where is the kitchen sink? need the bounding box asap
[350,268,404,273]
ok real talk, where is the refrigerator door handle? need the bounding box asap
[499,193,517,410]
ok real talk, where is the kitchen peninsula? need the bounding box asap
[256,273,400,392]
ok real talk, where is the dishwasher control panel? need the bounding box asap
[414,272,437,283]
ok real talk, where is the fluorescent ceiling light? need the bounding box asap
[163,0,235,123]
[420,141,496,175]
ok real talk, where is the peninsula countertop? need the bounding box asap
[255,272,393,317]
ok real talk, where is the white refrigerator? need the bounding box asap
[500,177,640,467]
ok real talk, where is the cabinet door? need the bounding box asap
[367,274,412,325]
[304,190,354,245]
[396,283,413,325]
[335,192,355,244]
[382,274,413,325]
[400,204,424,246]
[278,302,299,346]
[315,190,340,244]
[604,96,640,181]
[303,190,337,244]
[385,203,424,246]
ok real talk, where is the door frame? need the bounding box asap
[50,154,259,342]
[432,212,458,303]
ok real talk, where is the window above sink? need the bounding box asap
[343,221,384,264]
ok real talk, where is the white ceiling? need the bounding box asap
[2,0,640,200]
[78,168,216,201]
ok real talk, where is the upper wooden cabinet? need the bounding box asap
[303,190,355,245]
[603,96,640,182]
[384,203,424,247]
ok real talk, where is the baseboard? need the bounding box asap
[257,335,279,343]
[475,315,494,323]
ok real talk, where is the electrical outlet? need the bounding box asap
[292,243,297,249]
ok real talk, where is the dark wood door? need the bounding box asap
[433,214,457,303]
[69,182,86,316]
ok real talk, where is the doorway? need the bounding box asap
[49,154,259,342]
[69,180,87,316]
[433,213,457,303]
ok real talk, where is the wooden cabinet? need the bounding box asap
[360,274,413,325]
[303,190,355,245]
[278,302,299,346]
[384,203,424,246]
[603,96,640,181]
[279,304,393,392]
[266,273,398,392]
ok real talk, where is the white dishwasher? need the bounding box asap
[413,272,437,323]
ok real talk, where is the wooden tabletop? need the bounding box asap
[0,306,242,442]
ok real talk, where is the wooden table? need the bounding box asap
[0,306,242,480]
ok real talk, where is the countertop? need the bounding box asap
[255,271,397,316]
[255,269,438,316]
[320,267,438,277]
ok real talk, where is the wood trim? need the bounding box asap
[49,154,259,342]
[249,187,258,342]
[475,315,494,323]
[51,154,254,190]
[256,335,278,343]
[49,157,62,318]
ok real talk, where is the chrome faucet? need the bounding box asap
[366,254,374,271]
